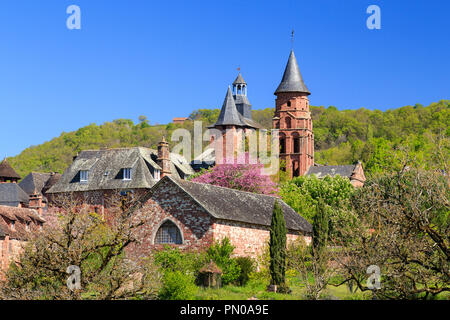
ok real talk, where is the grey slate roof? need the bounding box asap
[275,50,310,95]
[139,176,312,233]
[19,172,52,195]
[211,86,263,130]
[306,164,357,179]
[47,147,194,194]
[212,87,245,127]
[233,73,246,85]
[0,183,29,206]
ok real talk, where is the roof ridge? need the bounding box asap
[171,176,280,200]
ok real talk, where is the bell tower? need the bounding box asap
[273,50,314,178]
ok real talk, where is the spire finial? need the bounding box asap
[291,29,294,49]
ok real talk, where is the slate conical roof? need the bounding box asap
[275,50,310,95]
[213,87,245,126]
[0,159,21,180]
[233,72,246,85]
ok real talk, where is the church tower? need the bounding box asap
[208,72,262,164]
[273,50,314,178]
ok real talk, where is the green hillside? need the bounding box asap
[9,100,449,178]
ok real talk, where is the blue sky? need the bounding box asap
[0,0,449,156]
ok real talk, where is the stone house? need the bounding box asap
[0,205,45,278]
[45,143,195,221]
[0,159,29,208]
[306,161,366,187]
[19,172,61,214]
[126,176,312,261]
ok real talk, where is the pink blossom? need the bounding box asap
[192,153,279,195]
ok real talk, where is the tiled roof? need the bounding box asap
[19,172,52,195]
[0,205,45,240]
[232,72,246,85]
[0,183,29,206]
[0,159,21,180]
[47,147,194,194]
[137,176,312,233]
[275,50,310,95]
[305,164,357,179]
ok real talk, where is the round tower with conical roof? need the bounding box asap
[0,159,21,183]
[273,50,314,177]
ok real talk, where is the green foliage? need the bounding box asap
[158,270,198,300]
[153,246,206,277]
[206,238,241,285]
[8,100,448,179]
[234,257,256,286]
[269,200,287,287]
[312,199,329,256]
[279,175,355,238]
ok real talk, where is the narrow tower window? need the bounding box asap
[280,136,286,154]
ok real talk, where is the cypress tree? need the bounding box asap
[269,200,287,287]
[312,198,329,256]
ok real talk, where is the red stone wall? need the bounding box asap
[0,237,25,279]
[45,183,312,265]
[273,92,314,178]
[213,219,311,260]
[127,179,215,260]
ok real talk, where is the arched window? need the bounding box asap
[155,221,182,244]
[292,161,300,177]
[293,134,300,153]
[285,117,291,129]
[280,135,286,154]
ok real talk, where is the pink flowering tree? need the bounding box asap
[191,153,279,195]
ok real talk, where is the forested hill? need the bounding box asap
[9,100,449,178]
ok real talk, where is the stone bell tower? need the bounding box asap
[273,50,314,178]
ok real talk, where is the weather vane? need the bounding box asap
[291,29,294,49]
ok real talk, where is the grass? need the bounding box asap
[194,274,371,300]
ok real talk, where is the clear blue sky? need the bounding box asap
[0,0,449,156]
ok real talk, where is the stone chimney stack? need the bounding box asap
[157,136,171,177]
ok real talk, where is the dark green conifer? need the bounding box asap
[269,200,287,288]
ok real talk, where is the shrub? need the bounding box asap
[158,270,198,300]
[234,257,256,286]
[154,246,206,277]
[207,238,241,285]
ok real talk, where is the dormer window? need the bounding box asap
[26,221,30,232]
[80,170,89,183]
[10,220,15,231]
[154,169,161,181]
[123,168,132,180]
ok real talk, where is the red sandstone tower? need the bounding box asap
[273,50,314,178]
[209,73,262,164]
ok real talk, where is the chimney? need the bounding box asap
[157,136,171,178]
